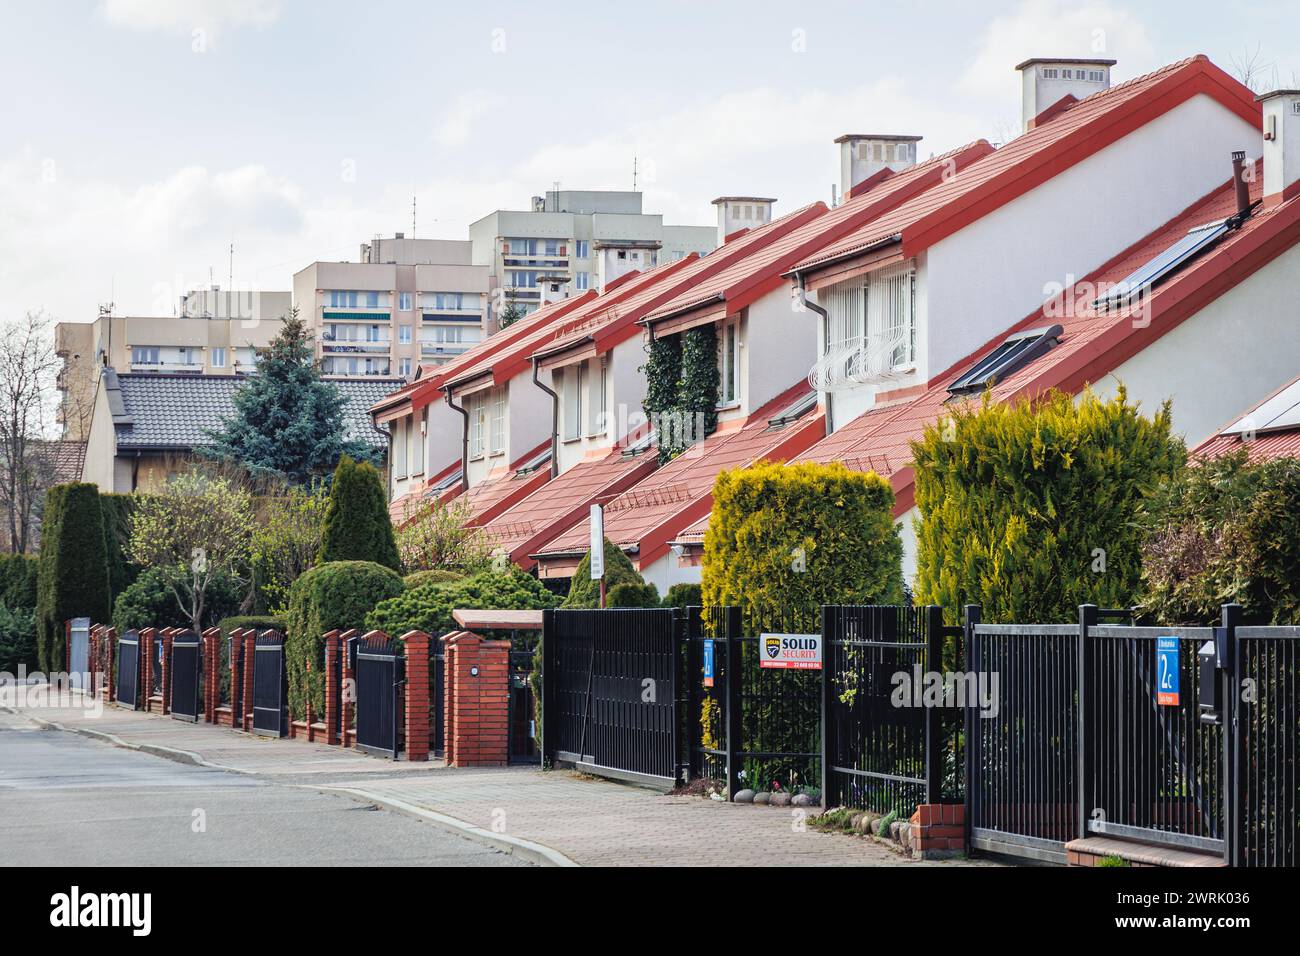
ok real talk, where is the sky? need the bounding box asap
[2,0,1297,325]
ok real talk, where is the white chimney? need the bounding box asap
[1016,58,1116,131]
[539,274,571,306]
[835,134,921,200]
[1258,89,1300,206]
[712,196,777,245]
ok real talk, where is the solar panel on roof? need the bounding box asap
[1092,220,1229,312]
[428,470,459,493]
[766,391,817,429]
[620,430,656,457]
[514,447,553,476]
[1224,380,1300,435]
[948,325,1063,397]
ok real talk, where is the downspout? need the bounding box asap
[796,273,833,435]
[532,356,560,479]
[444,388,470,490]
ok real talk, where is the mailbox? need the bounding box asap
[1198,639,1221,725]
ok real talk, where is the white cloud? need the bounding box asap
[962,0,1157,98]
[100,0,282,35]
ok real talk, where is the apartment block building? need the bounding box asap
[293,235,490,381]
[54,287,290,441]
[468,189,716,321]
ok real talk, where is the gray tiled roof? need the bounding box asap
[111,371,399,450]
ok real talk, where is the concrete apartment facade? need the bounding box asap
[468,189,716,321]
[54,287,290,441]
[293,235,490,381]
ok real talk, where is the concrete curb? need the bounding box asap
[316,785,579,867]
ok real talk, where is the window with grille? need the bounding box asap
[490,389,506,454]
[470,392,487,458]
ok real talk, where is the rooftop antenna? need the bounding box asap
[228,239,234,293]
[633,155,638,191]
[552,180,560,212]
[412,194,417,237]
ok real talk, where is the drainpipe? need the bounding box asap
[444,388,470,490]
[796,273,833,435]
[532,356,560,479]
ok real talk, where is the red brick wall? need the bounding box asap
[401,631,430,761]
[908,804,966,859]
[443,632,511,767]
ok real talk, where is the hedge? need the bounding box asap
[701,460,903,625]
[318,456,401,571]
[912,387,1184,623]
[403,568,465,590]
[0,603,37,672]
[0,553,38,609]
[365,566,558,638]
[217,615,287,640]
[36,483,112,670]
[662,582,702,609]
[284,561,405,718]
[1138,450,1300,625]
[562,538,648,608]
[100,492,140,604]
[607,581,661,608]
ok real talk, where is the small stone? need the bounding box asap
[753,792,770,805]
[899,822,911,845]
[733,788,755,803]
[889,821,903,842]
[792,793,811,807]
[771,792,792,807]
[856,813,878,834]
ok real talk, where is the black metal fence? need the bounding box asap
[355,632,404,759]
[252,631,288,738]
[115,630,140,710]
[169,630,203,722]
[542,608,681,788]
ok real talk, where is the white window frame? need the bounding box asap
[399,324,412,345]
[211,347,226,369]
[489,388,506,455]
[561,365,583,441]
[469,392,487,459]
[399,292,413,311]
[718,320,740,407]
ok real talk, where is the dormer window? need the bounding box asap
[947,325,1063,397]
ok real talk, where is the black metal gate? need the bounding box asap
[822,605,960,818]
[542,608,681,788]
[509,639,539,764]
[115,630,140,709]
[252,631,288,737]
[169,630,203,722]
[355,633,404,758]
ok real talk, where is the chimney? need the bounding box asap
[1230,151,1251,218]
[835,134,921,199]
[711,196,777,245]
[1257,89,1300,206]
[1016,58,1116,131]
[539,274,571,306]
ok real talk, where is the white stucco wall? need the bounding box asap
[639,552,702,596]
[80,379,121,491]
[743,289,820,414]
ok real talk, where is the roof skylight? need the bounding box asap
[947,325,1063,397]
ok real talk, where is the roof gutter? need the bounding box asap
[532,357,561,479]
[794,271,833,436]
[783,232,903,282]
[444,388,470,490]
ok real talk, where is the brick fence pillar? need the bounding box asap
[140,628,155,711]
[242,629,256,731]
[202,627,221,722]
[443,632,511,767]
[159,628,174,715]
[63,620,71,679]
[401,631,430,762]
[324,631,341,745]
[104,627,117,702]
[906,804,966,860]
[341,629,359,747]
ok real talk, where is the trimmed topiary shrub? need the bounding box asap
[318,456,401,571]
[35,483,112,670]
[284,560,405,717]
[912,387,1184,623]
[1138,450,1300,625]
[702,460,903,625]
[562,538,648,608]
[662,582,702,609]
[365,566,557,638]
[607,580,661,608]
[403,568,465,590]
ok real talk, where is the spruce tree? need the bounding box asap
[204,309,378,485]
[318,456,401,571]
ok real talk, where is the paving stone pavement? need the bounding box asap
[3,691,998,866]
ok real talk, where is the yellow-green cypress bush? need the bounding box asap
[911,386,1184,624]
[701,460,903,624]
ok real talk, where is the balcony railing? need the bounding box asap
[130,360,205,373]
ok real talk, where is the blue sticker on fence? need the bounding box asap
[1157,636,1180,706]
[702,639,714,688]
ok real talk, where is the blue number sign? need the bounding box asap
[1156,636,1180,706]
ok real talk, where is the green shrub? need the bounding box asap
[99,492,140,604]
[0,602,37,672]
[112,567,242,634]
[607,580,661,608]
[318,456,400,571]
[0,554,38,609]
[403,568,465,590]
[366,566,557,638]
[217,615,286,640]
[562,538,648,608]
[36,483,112,670]
[662,582,702,609]
[912,387,1184,623]
[1138,451,1300,625]
[702,460,903,625]
[285,560,405,717]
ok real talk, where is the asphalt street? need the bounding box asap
[0,710,528,866]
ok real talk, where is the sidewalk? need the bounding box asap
[4,695,995,867]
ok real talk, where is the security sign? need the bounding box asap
[1157,636,1180,706]
[759,633,822,670]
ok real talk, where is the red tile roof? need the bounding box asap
[793,55,1260,275]
[534,383,825,569]
[796,164,1300,513]
[644,140,995,325]
[477,445,660,567]
[455,440,554,527]
[1193,373,1300,463]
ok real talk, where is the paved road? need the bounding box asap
[0,711,527,866]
